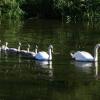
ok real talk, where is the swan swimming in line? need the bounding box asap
[19,43,38,58]
[35,45,53,61]
[7,42,21,53]
[24,44,38,58]
[18,42,27,54]
[1,42,9,51]
[70,44,100,62]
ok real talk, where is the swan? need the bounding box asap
[7,42,21,53]
[70,44,100,62]
[1,42,9,51]
[19,43,38,58]
[25,44,38,58]
[35,45,53,61]
[17,42,21,52]
[18,42,28,55]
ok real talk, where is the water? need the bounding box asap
[0,19,100,100]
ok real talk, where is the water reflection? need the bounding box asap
[0,52,54,81]
[35,60,52,69]
[35,61,53,80]
[0,19,100,99]
[95,62,99,80]
[71,61,100,80]
[71,61,93,73]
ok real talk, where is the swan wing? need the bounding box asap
[8,48,17,51]
[74,51,94,61]
[35,51,49,60]
[26,52,36,58]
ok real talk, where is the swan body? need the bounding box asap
[71,51,94,61]
[7,48,18,53]
[35,45,53,61]
[71,44,100,62]
[26,52,36,58]
[35,51,49,60]
[8,48,17,51]
[20,50,27,55]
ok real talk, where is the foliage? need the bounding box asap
[0,0,25,19]
[0,0,100,21]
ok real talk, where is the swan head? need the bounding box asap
[49,45,53,53]
[28,44,30,49]
[17,42,21,52]
[35,45,38,49]
[27,44,30,52]
[35,45,38,54]
[5,42,8,46]
[19,42,21,46]
[96,44,100,48]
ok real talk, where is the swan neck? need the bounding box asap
[48,48,52,60]
[94,44,100,61]
[18,46,20,52]
[27,47,29,52]
[35,48,37,54]
[6,42,8,48]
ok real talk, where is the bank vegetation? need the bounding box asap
[0,0,100,22]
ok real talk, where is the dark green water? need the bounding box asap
[0,19,100,100]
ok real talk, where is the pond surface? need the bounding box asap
[0,19,100,100]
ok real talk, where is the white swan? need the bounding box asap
[7,42,21,53]
[19,42,28,54]
[35,45,53,61]
[19,43,38,58]
[25,44,38,58]
[1,42,9,51]
[70,44,100,62]
[18,42,27,54]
